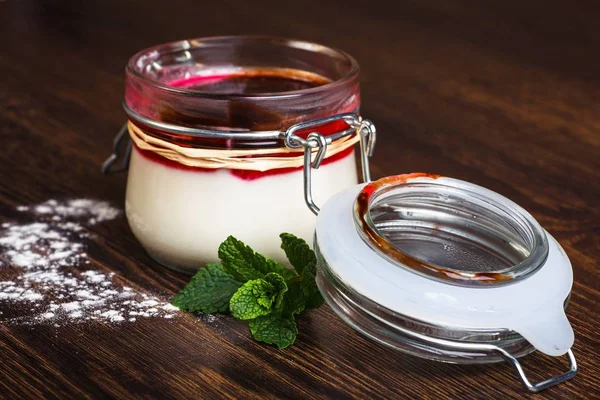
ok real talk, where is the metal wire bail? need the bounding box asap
[302,132,328,215]
[102,105,362,175]
[494,347,577,393]
[357,118,376,183]
[284,114,376,216]
[102,108,375,217]
[101,124,132,174]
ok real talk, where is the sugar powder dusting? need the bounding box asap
[0,199,179,325]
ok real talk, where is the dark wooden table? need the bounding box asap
[1,0,599,398]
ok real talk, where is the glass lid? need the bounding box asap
[315,173,573,355]
[353,173,549,287]
[314,172,576,391]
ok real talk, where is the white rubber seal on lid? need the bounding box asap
[315,179,574,356]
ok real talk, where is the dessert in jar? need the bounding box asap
[106,36,367,273]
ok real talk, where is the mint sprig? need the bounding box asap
[229,273,288,320]
[301,262,324,309]
[172,263,242,313]
[280,233,316,275]
[172,233,323,348]
[249,312,298,349]
[219,236,297,281]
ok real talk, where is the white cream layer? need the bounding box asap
[125,146,358,273]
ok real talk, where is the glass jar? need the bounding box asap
[314,173,577,392]
[106,36,364,273]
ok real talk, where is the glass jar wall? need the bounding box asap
[123,36,361,273]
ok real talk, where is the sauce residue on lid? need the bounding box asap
[354,173,514,285]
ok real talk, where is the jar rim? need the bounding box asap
[126,35,360,100]
[353,173,550,287]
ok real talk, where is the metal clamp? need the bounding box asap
[494,347,577,393]
[357,118,376,183]
[283,112,360,149]
[102,110,376,216]
[358,309,578,393]
[101,124,132,174]
[405,322,577,393]
[284,115,376,215]
[102,106,362,175]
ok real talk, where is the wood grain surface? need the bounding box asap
[1,0,599,398]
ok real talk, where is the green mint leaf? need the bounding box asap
[282,280,306,316]
[249,313,298,349]
[229,275,286,320]
[280,233,316,275]
[275,264,298,280]
[230,279,274,319]
[219,236,296,281]
[263,273,288,311]
[172,264,242,313]
[301,262,324,309]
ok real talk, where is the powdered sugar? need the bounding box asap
[0,199,179,325]
[19,199,121,225]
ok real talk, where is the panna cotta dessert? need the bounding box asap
[126,143,357,270]
[120,36,365,273]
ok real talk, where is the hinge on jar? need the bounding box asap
[284,114,376,215]
[101,124,132,174]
